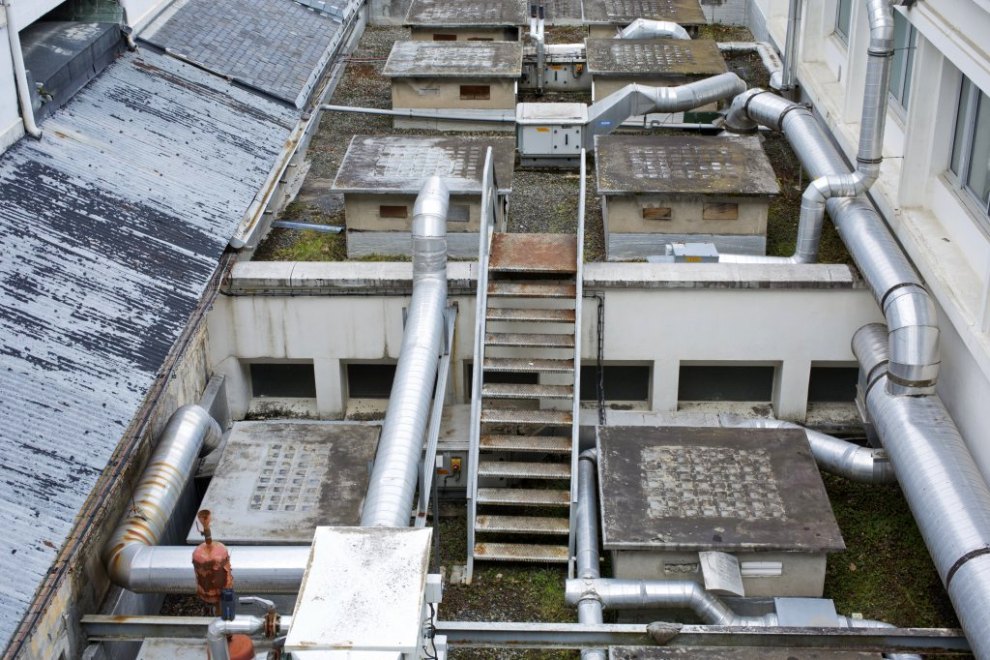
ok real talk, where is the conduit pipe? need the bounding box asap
[585,72,746,147]
[721,19,938,396]
[721,0,894,265]
[617,18,690,40]
[2,0,42,138]
[724,417,895,483]
[854,323,990,660]
[575,450,605,660]
[361,177,449,528]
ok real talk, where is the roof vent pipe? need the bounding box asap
[361,177,450,528]
[722,0,894,265]
[854,323,990,659]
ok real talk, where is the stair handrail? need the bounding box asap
[466,147,498,583]
[568,149,587,577]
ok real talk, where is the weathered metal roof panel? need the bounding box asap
[383,40,523,78]
[141,0,359,108]
[332,135,516,193]
[404,0,527,27]
[583,0,706,25]
[595,134,781,196]
[586,38,727,76]
[0,48,296,651]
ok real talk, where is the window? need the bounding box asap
[835,0,852,42]
[251,363,317,398]
[702,202,739,221]
[808,366,859,402]
[379,205,408,219]
[432,33,457,41]
[460,84,491,101]
[888,12,917,109]
[347,364,397,399]
[642,205,672,221]
[449,204,470,223]
[579,365,650,402]
[950,76,990,216]
[678,365,774,402]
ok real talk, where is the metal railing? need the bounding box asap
[465,148,498,583]
[567,149,587,578]
[416,305,458,528]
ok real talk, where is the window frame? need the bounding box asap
[459,84,491,101]
[834,0,853,44]
[949,76,990,219]
[887,12,917,112]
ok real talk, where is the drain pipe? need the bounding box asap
[854,323,990,660]
[780,0,801,91]
[575,450,606,660]
[2,0,42,139]
[361,177,449,528]
[723,417,895,483]
[617,19,691,40]
[722,0,895,265]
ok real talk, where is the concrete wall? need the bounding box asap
[409,27,520,41]
[603,194,769,236]
[345,192,482,231]
[391,77,517,110]
[751,0,990,482]
[369,0,412,25]
[700,0,751,26]
[209,261,882,423]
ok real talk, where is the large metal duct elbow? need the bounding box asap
[725,417,895,483]
[618,19,691,40]
[854,323,990,659]
[104,405,221,588]
[361,177,450,528]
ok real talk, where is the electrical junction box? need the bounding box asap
[516,102,586,166]
[672,242,719,263]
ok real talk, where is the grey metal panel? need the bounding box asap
[347,231,481,259]
[0,49,297,650]
[383,40,523,78]
[586,39,727,76]
[140,0,358,108]
[332,135,516,193]
[607,233,766,260]
[404,0,527,27]
[583,0,707,25]
[595,135,780,196]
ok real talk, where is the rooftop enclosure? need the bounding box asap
[586,38,728,101]
[598,426,845,598]
[405,0,525,39]
[332,135,515,257]
[595,134,780,259]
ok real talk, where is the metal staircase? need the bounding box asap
[466,151,586,580]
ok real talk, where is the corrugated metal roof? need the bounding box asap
[0,48,297,651]
[141,0,358,108]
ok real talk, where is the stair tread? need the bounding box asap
[475,514,570,535]
[474,542,570,562]
[488,281,576,298]
[484,357,574,374]
[480,434,572,453]
[485,332,575,348]
[481,408,573,426]
[482,383,574,400]
[477,487,570,506]
[489,233,577,274]
[478,460,571,479]
[487,307,576,322]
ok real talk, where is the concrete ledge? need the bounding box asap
[227,261,862,294]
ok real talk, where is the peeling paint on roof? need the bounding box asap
[404,0,527,27]
[0,48,297,651]
[383,40,523,78]
[332,135,516,194]
[140,0,359,108]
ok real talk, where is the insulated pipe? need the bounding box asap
[104,405,221,587]
[575,450,605,660]
[854,323,990,660]
[2,0,42,138]
[724,417,895,483]
[617,19,691,40]
[361,177,449,528]
[585,72,746,148]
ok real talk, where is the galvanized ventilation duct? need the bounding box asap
[361,177,450,528]
[854,323,990,660]
[585,72,747,148]
[724,417,895,483]
[722,1,938,396]
[617,18,691,40]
